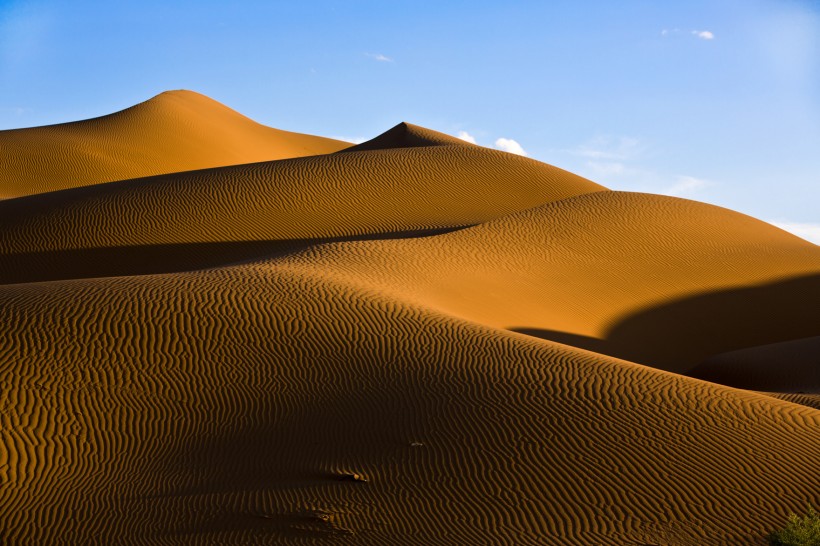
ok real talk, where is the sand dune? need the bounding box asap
[0,90,349,198]
[340,120,471,151]
[0,123,604,284]
[1,262,818,545]
[269,191,820,374]
[1,93,818,545]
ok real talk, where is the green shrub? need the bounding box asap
[769,505,820,546]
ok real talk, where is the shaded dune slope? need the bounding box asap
[2,100,818,545]
[339,121,468,151]
[689,336,820,392]
[268,191,820,374]
[0,263,818,545]
[0,90,350,198]
[0,124,605,284]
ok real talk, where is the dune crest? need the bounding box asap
[0,124,605,283]
[1,93,819,544]
[0,90,349,198]
[340,121,472,151]
[270,191,820,374]
[1,259,818,545]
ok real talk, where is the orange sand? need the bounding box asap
[0,90,349,199]
[0,91,817,545]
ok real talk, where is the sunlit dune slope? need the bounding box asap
[2,97,818,546]
[271,191,820,374]
[339,120,469,151]
[690,336,820,392]
[1,262,818,545]
[0,90,350,198]
[0,123,605,283]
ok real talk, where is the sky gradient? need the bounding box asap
[1,0,818,241]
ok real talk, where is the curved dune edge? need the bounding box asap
[339,121,472,151]
[2,93,818,545]
[0,135,605,283]
[0,90,350,198]
[264,191,820,374]
[0,262,818,545]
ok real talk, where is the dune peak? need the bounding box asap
[2,90,819,546]
[139,89,241,114]
[342,121,473,152]
[0,90,350,198]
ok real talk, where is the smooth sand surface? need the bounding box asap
[0,90,349,198]
[1,92,818,545]
[690,336,820,392]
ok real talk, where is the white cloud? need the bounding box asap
[366,53,393,62]
[661,175,709,197]
[564,135,649,187]
[769,221,820,245]
[495,138,528,156]
[661,28,715,40]
[566,136,718,199]
[456,131,476,144]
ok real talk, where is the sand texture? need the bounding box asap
[268,191,819,375]
[0,122,604,284]
[0,90,349,199]
[1,92,818,545]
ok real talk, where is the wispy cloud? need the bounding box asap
[365,53,393,62]
[661,28,715,40]
[768,221,820,245]
[566,135,646,185]
[564,135,715,198]
[571,135,643,161]
[456,131,476,144]
[495,138,528,156]
[661,175,710,197]
[586,161,629,176]
[1,106,29,116]
[331,136,366,144]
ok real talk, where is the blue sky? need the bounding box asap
[1,0,818,241]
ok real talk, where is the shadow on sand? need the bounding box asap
[0,227,463,285]
[511,273,820,375]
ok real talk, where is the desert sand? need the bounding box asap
[0,90,349,199]
[0,91,818,545]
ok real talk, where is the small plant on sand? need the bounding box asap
[769,505,820,546]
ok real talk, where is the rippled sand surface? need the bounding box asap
[1,92,817,545]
